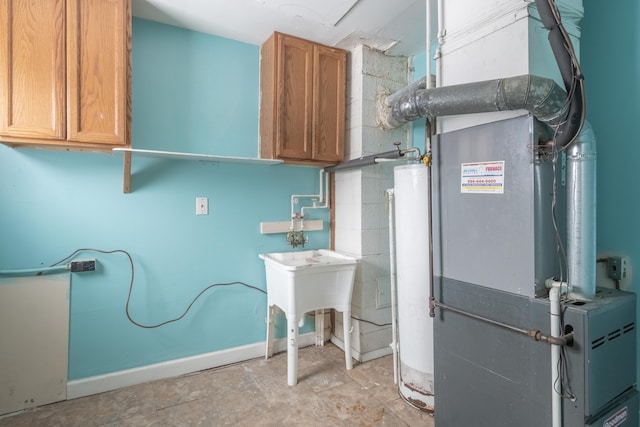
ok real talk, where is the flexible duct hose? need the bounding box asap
[534,0,586,147]
[381,74,569,130]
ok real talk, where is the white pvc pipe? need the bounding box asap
[435,0,444,136]
[426,0,433,90]
[386,188,400,385]
[290,194,318,218]
[546,279,572,427]
[436,0,444,90]
[319,169,325,203]
[549,286,562,427]
[297,170,331,220]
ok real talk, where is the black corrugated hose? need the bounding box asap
[534,0,586,148]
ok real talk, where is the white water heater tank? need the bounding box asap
[393,164,434,411]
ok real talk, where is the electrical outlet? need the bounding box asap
[607,256,627,281]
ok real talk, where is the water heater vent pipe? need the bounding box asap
[323,146,421,174]
[566,122,597,299]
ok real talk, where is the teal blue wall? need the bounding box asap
[582,0,640,389]
[0,19,328,380]
[132,19,259,157]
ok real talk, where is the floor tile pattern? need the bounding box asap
[1,343,435,426]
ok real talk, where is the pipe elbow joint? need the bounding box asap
[528,330,543,341]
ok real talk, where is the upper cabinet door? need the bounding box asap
[312,45,345,163]
[0,0,130,149]
[276,34,314,160]
[0,0,66,140]
[66,0,130,145]
[260,32,346,165]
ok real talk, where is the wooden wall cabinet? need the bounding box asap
[0,0,131,151]
[260,32,346,165]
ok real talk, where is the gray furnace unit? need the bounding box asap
[432,115,637,426]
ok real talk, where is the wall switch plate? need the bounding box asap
[196,197,208,215]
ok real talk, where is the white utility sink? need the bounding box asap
[259,249,358,385]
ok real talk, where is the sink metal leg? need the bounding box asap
[287,315,298,386]
[343,310,353,370]
[265,305,275,359]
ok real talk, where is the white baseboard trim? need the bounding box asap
[67,332,317,399]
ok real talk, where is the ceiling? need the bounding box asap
[131,0,427,56]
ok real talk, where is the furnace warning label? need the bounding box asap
[460,161,505,194]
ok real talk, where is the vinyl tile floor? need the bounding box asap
[0,343,435,426]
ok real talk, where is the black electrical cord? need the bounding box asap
[351,316,392,328]
[558,300,576,401]
[53,248,391,330]
[52,248,266,329]
[553,125,578,402]
[550,148,568,287]
[296,308,392,328]
[536,0,587,149]
[536,0,584,405]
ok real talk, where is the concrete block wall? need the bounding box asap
[332,45,410,362]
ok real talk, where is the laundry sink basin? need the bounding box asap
[259,249,357,315]
[259,249,358,385]
[260,249,357,270]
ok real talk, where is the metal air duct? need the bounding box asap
[379,73,597,300]
[567,122,597,299]
[379,74,569,131]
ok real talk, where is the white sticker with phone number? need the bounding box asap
[461,161,505,194]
